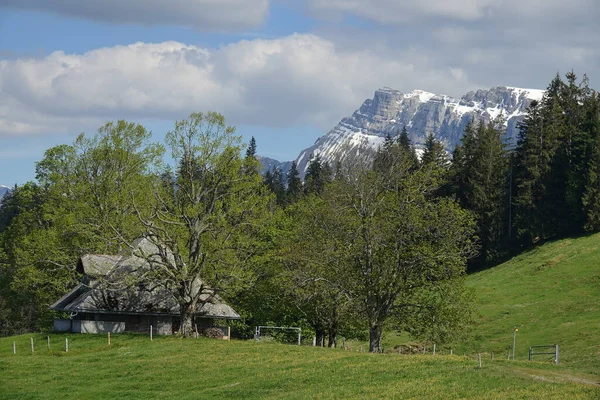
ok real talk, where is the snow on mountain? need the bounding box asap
[0,185,12,202]
[295,85,544,177]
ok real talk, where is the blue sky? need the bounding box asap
[1,0,599,185]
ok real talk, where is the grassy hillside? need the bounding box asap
[459,234,600,375]
[1,234,599,398]
[0,334,598,399]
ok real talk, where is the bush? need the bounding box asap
[203,327,224,339]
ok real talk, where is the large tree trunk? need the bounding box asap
[179,302,197,337]
[327,307,338,348]
[327,326,337,348]
[315,328,325,347]
[369,324,382,353]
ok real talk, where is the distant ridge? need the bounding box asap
[0,185,11,202]
[292,85,544,177]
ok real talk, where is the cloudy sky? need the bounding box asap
[1,0,599,185]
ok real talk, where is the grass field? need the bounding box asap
[460,234,600,375]
[1,234,599,398]
[356,234,600,376]
[0,334,598,399]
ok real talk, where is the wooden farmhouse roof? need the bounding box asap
[51,238,241,320]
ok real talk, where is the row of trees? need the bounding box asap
[0,113,476,351]
[448,72,600,268]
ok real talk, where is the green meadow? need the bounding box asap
[1,234,599,399]
[0,334,598,399]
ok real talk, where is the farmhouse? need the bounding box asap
[50,238,240,336]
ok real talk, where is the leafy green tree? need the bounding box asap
[0,183,78,334]
[132,112,272,337]
[281,193,356,347]
[290,155,476,352]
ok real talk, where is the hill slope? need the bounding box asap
[462,234,600,375]
[0,334,597,399]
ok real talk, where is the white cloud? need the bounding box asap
[0,34,475,137]
[308,0,495,23]
[1,0,269,31]
[308,0,597,25]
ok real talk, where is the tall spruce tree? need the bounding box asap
[451,119,510,266]
[582,92,600,230]
[513,75,566,244]
[304,155,331,195]
[397,126,419,169]
[421,133,449,170]
[263,167,286,206]
[286,161,303,203]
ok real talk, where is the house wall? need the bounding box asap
[53,319,72,332]
[71,320,125,334]
[55,315,223,335]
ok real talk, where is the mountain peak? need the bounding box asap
[404,89,437,103]
[294,84,544,177]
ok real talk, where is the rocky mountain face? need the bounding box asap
[258,156,292,176]
[0,185,11,202]
[294,86,544,177]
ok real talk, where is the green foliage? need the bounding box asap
[513,72,598,243]
[287,150,476,352]
[285,161,302,203]
[263,167,287,206]
[0,183,78,334]
[421,132,449,171]
[452,119,510,266]
[135,112,272,336]
[303,155,331,195]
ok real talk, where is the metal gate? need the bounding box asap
[529,345,559,365]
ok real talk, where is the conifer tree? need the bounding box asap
[397,126,419,168]
[582,92,600,230]
[304,155,331,195]
[453,119,509,266]
[286,161,302,203]
[264,167,286,205]
[513,75,567,243]
[243,136,260,176]
[245,136,257,159]
[421,133,449,170]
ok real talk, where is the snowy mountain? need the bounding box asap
[0,185,11,202]
[294,85,544,177]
